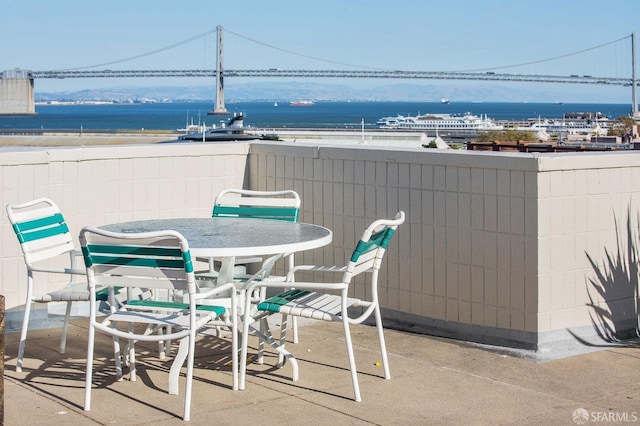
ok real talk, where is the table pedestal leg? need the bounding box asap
[217,256,236,285]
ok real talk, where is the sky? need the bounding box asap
[1,0,639,102]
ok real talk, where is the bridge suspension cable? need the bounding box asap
[44,25,632,78]
[4,27,639,117]
[452,34,632,73]
[224,28,386,71]
[59,27,219,72]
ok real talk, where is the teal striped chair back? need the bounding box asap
[344,212,405,282]
[212,189,300,222]
[80,228,196,295]
[7,198,76,265]
[6,197,92,373]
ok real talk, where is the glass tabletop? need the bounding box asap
[101,217,332,257]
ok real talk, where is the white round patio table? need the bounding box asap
[101,217,332,283]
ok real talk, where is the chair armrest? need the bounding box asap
[70,249,86,268]
[239,263,347,293]
[192,283,238,320]
[241,263,348,294]
[29,265,86,275]
[30,250,86,276]
[286,264,347,280]
[248,280,347,291]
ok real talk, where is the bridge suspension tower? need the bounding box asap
[210,25,228,115]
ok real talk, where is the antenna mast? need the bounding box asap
[632,32,638,118]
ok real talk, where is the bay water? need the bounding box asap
[0,101,632,132]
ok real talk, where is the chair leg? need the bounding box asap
[128,323,137,382]
[164,325,173,357]
[84,323,96,411]
[287,254,300,344]
[151,324,171,360]
[168,334,199,421]
[16,300,32,373]
[17,276,36,373]
[246,301,266,365]
[113,334,123,381]
[342,316,361,402]
[60,301,72,354]
[278,306,298,345]
[256,318,298,378]
[240,312,297,389]
[374,305,391,380]
[230,297,239,391]
[277,316,288,367]
[183,333,196,422]
[239,309,252,390]
[292,316,299,344]
[169,336,189,395]
[157,326,166,360]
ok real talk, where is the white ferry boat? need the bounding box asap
[516,112,610,138]
[377,112,503,132]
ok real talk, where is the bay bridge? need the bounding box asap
[1,26,639,117]
[27,68,633,85]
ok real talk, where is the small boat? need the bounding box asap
[177,111,204,133]
[441,98,450,104]
[274,102,278,107]
[290,100,314,107]
[376,115,407,127]
[177,123,204,133]
[177,113,278,142]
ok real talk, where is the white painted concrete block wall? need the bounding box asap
[0,143,249,321]
[249,143,640,347]
[536,154,640,339]
[2,140,640,349]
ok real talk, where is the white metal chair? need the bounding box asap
[197,188,302,341]
[239,211,405,401]
[201,188,300,276]
[6,198,111,373]
[212,188,300,221]
[80,226,238,422]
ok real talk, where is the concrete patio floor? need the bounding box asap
[3,317,640,425]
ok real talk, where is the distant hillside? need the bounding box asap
[35,80,628,104]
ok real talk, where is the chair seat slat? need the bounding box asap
[126,299,226,316]
[258,291,358,321]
